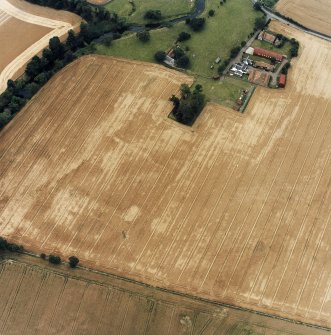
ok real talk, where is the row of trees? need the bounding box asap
[41,253,80,268]
[170,84,205,125]
[0,237,23,253]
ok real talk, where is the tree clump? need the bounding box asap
[169,84,205,125]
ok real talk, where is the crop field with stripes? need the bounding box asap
[0,22,330,329]
[0,256,328,335]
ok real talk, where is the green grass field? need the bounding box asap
[96,0,263,107]
[105,0,194,24]
[195,76,254,108]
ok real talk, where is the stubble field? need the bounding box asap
[276,0,331,36]
[0,0,81,93]
[0,21,330,329]
[1,255,327,335]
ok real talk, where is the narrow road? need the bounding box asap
[0,0,80,93]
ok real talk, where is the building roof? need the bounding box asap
[255,61,274,71]
[245,47,254,55]
[279,74,287,86]
[253,47,284,61]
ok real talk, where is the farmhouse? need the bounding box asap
[253,47,284,62]
[278,73,287,87]
[230,62,248,77]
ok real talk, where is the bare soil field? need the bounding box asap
[0,17,51,72]
[0,254,328,335]
[0,0,81,93]
[276,0,331,36]
[0,21,330,328]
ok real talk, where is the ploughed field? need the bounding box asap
[0,22,331,328]
[276,0,331,36]
[2,255,327,335]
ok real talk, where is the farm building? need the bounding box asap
[254,61,275,71]
[253,47,284,62]
[258,31,276,44]
[278,73,287,87]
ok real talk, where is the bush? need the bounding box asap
[136,30,150,42]
[154,51,166,63]
[177,31,191,42]
[48,255,61,265]
[0,237,23,252]
[69,256,80,268]
[40,253,46,259]
[208,9,215,17]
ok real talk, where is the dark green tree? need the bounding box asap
[68,256,80,268]
[154,51,166,62]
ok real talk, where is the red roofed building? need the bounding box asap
[253,47,284,62]
[278,74,287,88]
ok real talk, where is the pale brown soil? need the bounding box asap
[0,17,51,73]
[276,0,331,36]
[8,0,81,26]
[0,254,328,335]
[0,22,330,328]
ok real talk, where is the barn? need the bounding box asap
[253,47,284,62]
[278,74,287,87]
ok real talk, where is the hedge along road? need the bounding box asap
[0,0,81,93]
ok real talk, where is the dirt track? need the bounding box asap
[0,0,81,93]
[276,0,331,36]
[0,22,330,328]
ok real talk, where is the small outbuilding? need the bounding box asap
[278,74,287,88]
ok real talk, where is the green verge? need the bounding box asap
[195,76,254,109]
[96,0,263,107]
[105,0,194,24]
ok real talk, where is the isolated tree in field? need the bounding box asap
[177,31,191,42]
[144,10,162,20]
[136,30,150,42]
[187,17,205,31]
[68,256,79,268]
[48,254,61,265]
[154,51,166,62]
